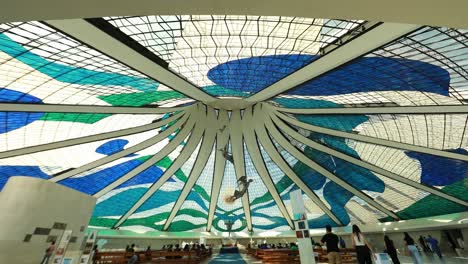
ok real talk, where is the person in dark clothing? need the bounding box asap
[183,244,190,251]
[384,235,400,264]
[351,225,373,264]
[426,235,442,258]
[145,246,152,262]
[174,244,182,259]
[165,245,174,259]
[128,244,135,253]
[92,245,100,264]
[321,225,341,264]
[419,236,430,252]
[174,244,181,251]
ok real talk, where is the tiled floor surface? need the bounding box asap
[202,252,468,264]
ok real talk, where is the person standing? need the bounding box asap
[40,241,55,264]
[289,242,298,250]
[419,236,430,252]
[426,235,442,258]
[404,232,423,264]
[321,225,342,264]
[339,236,346,249]
[384,235,400,264]
[91,245,100,264]
[145,246,152,261]
[129,244,135,253]
[351,225,373,264]
[127,252,138,264]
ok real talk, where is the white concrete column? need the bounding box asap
[0,177,96,264]
[290,189,316,264]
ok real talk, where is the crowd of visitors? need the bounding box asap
[112,243,212,263]
[253,242,299,250]
[160,243,209,252]
[316,224,446,264]
[47,226,447,264]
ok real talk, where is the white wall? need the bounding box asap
[0,176,96,264]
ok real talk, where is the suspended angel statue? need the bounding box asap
[225,176,253,204]
[219,125,227,133]
[218,145,234,164]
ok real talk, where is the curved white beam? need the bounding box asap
[113,108,206,228]
[274,105,468,115]
[2,0,468,29]
[271,114,468,208]
[50,112,189,183]
[206,110,230,232]
[254,113,343,225]
[243,106,294,229]
[0,111,184,160]
[265,114,400,220]
[0,103,187,114]
[274,110,468,162]
[92,122,195,198]
[91,110,197,197]
[163,108,217,231]
[246,23,419,102]
[49,112,189,182]
[46,19,218,104]
[230,109,253,231]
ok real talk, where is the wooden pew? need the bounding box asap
[148,250,211,263]
[96,251,197,264]
[315,248,357,263]
[338,248,357,263]
[251,247,356,264]
[96,249,211,264]
[95,251,127,264]
[247,248,256,257]
[256,249,265,259]
[254,249,300,264]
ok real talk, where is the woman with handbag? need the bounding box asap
[351,225,374,264]
[404,232,423,264]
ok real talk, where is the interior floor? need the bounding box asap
[197,253,468,264]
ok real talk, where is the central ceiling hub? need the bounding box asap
[207,98,254,110]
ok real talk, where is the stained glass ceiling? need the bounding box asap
[0,15,467,233]
[104,16,363,94]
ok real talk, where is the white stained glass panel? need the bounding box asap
[0,21,185,107]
